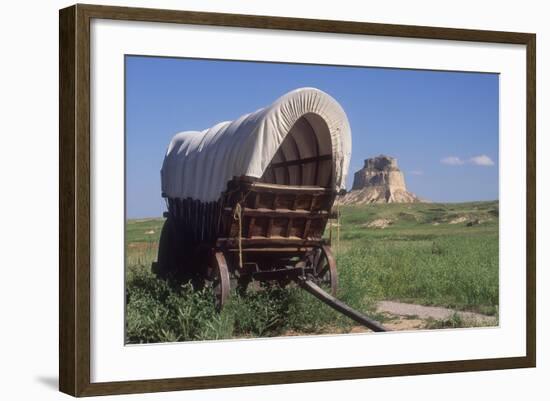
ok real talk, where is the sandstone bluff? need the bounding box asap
[339,155,423,204]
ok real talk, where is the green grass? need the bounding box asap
[125,201,499,343]
[126,266,353,343]
[335,201,499,314]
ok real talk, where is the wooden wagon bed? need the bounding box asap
[221,180,337,240]
[159,177,340,309]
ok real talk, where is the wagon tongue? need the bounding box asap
[297,277,388,332]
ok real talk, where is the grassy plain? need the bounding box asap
[125,201,499,343]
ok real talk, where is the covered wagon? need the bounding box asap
[157,87,353,311]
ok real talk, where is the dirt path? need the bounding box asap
[376,300,498,331]
[282,301,498,336]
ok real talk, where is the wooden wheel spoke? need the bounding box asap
[311,245,338,296]
[318,263,329,279]
[312,248,322,269]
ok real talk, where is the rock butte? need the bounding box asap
[339,155,424,204]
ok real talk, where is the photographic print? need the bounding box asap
[124,56,499,344]
[59,6,535,395]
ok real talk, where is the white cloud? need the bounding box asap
[440,156,464,165]
[409,170,423,175]
[469,154,495,166]
[440,155,495,167]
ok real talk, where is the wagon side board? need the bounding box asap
[220,179,338,241]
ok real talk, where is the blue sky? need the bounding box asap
[126,56,499,218]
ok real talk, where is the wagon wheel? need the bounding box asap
[208,251,231,311]
[311,245,338,296]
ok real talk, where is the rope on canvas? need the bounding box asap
[328,213,333,244]
[336,202,341,255]
[328,203,341,255]
[233,203,243,269]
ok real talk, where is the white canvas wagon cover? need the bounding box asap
[161,88,352,202]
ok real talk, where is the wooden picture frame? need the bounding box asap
[59,3,536,397]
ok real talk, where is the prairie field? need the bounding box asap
[125,201,499,343]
